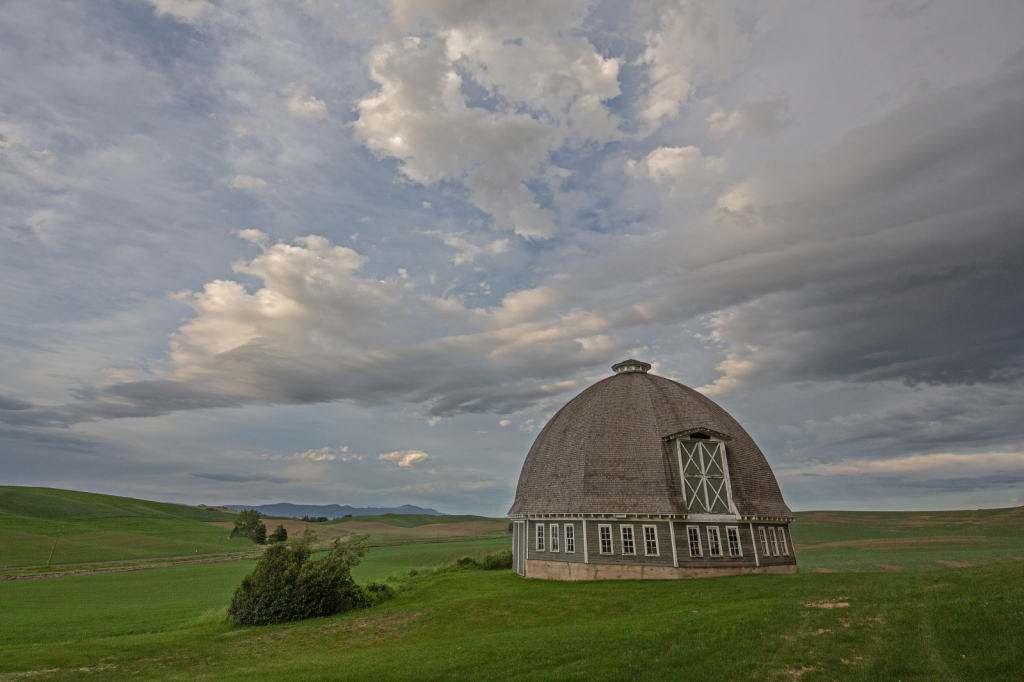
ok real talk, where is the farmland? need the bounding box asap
[1,488,1022,681]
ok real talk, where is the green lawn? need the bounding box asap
[3,491,1023,680]
[0,487,250,567]
[352,536,512,581]
[1,557,1021,681]
[790,506,1024,572]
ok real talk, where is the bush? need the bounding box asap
[269,524,288,543]
[456,556,479,569]
[454,549,512,571]
[482,548,513,570]
[228,538,377,626]
[230,509,267,544]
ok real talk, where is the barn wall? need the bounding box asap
[519,519,796,576]
[524,559,797,581]
[526,520,586,564]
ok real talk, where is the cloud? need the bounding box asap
[421,230,510,264]
[351,0,622,238]
[624,145,727,186]
[707,99,790,139]
[229,175,274,193]
[636,0,748,124]
[380,450,431,467]
[780,451,1024,478]
[191,472,292,483]
[680,64,1024,395]
[146,0,213,24]
[281,80,328,120]
[260,446,360,462]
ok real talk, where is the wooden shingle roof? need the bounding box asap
[508,368,792,518]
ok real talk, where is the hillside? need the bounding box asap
[0,486,251,568]
[790,506,1024,572]
[223,503,443,518]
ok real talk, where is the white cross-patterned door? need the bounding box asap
[679,440,733,515]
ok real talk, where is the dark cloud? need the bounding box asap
[191,473,293,484]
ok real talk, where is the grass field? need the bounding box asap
[2,488,1023,680]
[0,487,252,568]
[790,506,1024,572]
[1,556,1021,681]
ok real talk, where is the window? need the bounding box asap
[707,527,723,557]
[768,527,780,556]
[564,524,575,553]
[678,440,733,514]
[777,527,789,556]
[550,524,559,552]
[599,524,613,554]
[643,525,659,556]
[621,525,636,555]
[536,523,545,551]
[726,526,742,557]
[687,525,703,557]
[758,527,770,557]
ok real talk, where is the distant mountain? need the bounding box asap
[222,503,443,518]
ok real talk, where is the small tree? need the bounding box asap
[228,537,372,626]
[269,524,288,543]
[230,509,268,544]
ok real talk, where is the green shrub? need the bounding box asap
[269,524,288,543]
[482,548,512,570]
[456,556,479,569]
[228,538,379,626]
[230,509,267,544]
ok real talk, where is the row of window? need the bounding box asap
[758,526,789,558]
[532,523,790,559]
[534,523,576,553]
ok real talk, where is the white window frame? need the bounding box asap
[777,527,789,556]
[706,526,723,557]
[768,527,780,556]
[564,524,575,553]
[726,526,743,557]
[536,523,545,552]
[598,524,613,554]
[620,525,636,555]
[643,525,659,557]
[758,527,770,557]
[686,525,703,557]
[550,524,559,552]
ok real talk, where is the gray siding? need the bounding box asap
[583,521,675,567]
[521,519,796,572]
[527,521,586,563]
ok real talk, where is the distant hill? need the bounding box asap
[222,503,443,518]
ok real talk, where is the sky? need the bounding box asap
[1,0,1022,516]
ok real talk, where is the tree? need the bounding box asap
[269,524,288,543]
[230,509,267,544]
[228,537,373,626]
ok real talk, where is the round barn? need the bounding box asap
[508,359,797,580]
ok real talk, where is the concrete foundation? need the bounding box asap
[524,559,798,581]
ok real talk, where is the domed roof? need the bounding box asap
[508,363,792,519]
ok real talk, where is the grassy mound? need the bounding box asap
[0,486,250,568]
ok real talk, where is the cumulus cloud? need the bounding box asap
[352,0,622,238]
[380,450,431,467]
[229,175,274,193]
[624,145,727,186]
[707,99,790,139]
[281,80,328,120]
[147,0,213,24]
[636,0,748,124]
